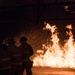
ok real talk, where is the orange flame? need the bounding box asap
[33,23,75,68]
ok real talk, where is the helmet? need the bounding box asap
[8,38,15,44]
[20,36,28,43]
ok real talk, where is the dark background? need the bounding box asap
[0,0,75,51]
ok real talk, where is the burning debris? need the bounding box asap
[33,23,75,69]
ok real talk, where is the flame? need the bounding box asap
[33,23,75,68]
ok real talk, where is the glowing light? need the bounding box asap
[33,23,75,69]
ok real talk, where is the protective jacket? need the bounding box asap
[19,42,34,60]
[7,44,22,75]
[0,45,12,75]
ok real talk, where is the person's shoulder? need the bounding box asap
[26,43,32,47]
[2,44,8,47]
[27,43,30,46]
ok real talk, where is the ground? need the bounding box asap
[23,67,75,75]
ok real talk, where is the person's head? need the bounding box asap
[8,38,15,45]
[0,38,3,45]
[20,36,28,44]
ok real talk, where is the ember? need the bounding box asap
[33,22,75,69]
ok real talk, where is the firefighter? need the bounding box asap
[0,38,12,75]
[19,36,34,75]
[7,38,22,75]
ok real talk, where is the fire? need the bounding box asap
[33,23,75,68]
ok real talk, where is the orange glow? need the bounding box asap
[33,23,75,69]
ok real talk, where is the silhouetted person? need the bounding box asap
[7,38,22,75]
[2,42,8,50]
[19,36,34,75]
[0,38,12,75]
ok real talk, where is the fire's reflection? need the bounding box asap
[31,67,75,75]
